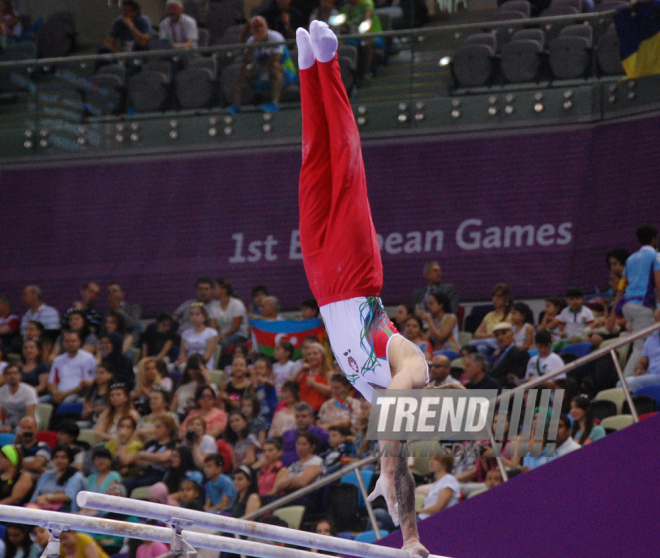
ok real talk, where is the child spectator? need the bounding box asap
[300,298,320,319]
[268,381,299,437]
[241,394,268,446]
[222,343,250,378]
[253,357,277,423]
[291,335,321,375]
[525,331,566,384]
[140,313,177,361]
[272,340,295,394]
[229,465,261,517]
[3,524,39,558]
[203,454,237,512]
[510,302,534,350]
[537,297,565,342]
[257,436,284,498]
[222,356,252,410]
[179,479,205,511]
[485,469,503,489]
[556,287,595,346]
[322,425,355,474]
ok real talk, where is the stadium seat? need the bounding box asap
[597,26,624,76]
[176,67,215,109]
[451,43,495,88]
[209,369,224,390]
[622,395,656,416]
[501,38,543,83]
[466,486,489,499]
[78,428,98,448]
[327,483,360,533]
[273,506,306,530]
[550,0,583,11]
[130,486,152,500]
[415,493,425,512]
[458,331,473,346]
[590,399,617,422]
[512,28,545,48]
[0,433,15,446]
[561,342,593,359]
[465,32,498,52]
[142,61,174,84]
[541,5,579,15]
[354,530,389,543]
[198,28,210,48]
[87,74,124,116]
[341,469,374,509]
[128,70,170,113]
[599,338,630,370]
[37,403,53,430]
[550,35,592,79]
[595,388,626,414]
[96,64,126,85]
[489,9,528,20]
[499,0,531,17]
[600,414,634,431]
[188,56,218,79]
[634,384,660,408]
[560,24,593,44]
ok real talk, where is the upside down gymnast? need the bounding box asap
[297,21,430,558]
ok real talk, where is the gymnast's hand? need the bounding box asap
[367,473,399,526]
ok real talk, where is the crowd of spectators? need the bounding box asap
[0,224,657,551]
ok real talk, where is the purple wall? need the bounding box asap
[379,413,660,558]
[3,113,660,316]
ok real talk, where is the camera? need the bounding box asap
[186,430,198,443]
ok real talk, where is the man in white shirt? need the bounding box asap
[427,354,461,387]
[159,0,199,49]
[20,285,60,335]
[48,330,96,404]
[553,414,581,458]
[0,363,38,431]
[525,331,566,382]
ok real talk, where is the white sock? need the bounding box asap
[296,28,316,70]
[309,20,337,64]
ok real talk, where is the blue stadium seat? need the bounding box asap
[561,342,593,359]
[341,470,374,509]
[634,384,660,407]
[353,530,389,543]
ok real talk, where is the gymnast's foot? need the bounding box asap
[296,28,316,70]
[309,20,337,64]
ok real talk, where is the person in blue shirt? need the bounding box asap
[203,454,237,512]
[611,224,660,376]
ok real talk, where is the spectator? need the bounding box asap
[0,363,37,432]
[620,308,660,392]
[271,431,323,494]
[524,331,566,383]
[56,421,85,471]
[463,353,501,390]
[537,297,565,343]
[125,415,178,492]
[556,286,595,346]
[106,283,141,335]
[131,358,172,416]
[300,298,320,319]
[163,445,203,499]
[140,313,177,360]
[0,294,20,349]
[20,337,49,397]
[85,448,122,498]
[48,330,97,405]
[136,387,179,443]
[159,0,199,49]
[94,382,141,443]
[417,291,459,360]
[3,524,39,558]
[510,302,534,350]
[485,469,503,489]
[171,354,212,418]
[310,519,337,554]
[227,17,291,114]
[181,415,218,469]
[179,384,227,439]
[403,316,432,360]
[15,416,51,474]
[173,277,215,334]
[69,282,103,335]
[258,0,304,39]
[29,445,85,512]
[272,340,295,393]
[553,413,581,458]
[570,396,606,446]
[417,452,459,519]
[259,296,283,320]
[105,416,143,478]
[178,479,205,511]
[221,355,252,410]
[241,394,269,446]
[80,361,113,428]
[58,531,109,558]
[135,538,169,558]
[268,380,299,437]
[0,445,33,505]
[229,465,262,517]
[249,285,269,318]
[207,278,249,353]
[281,402,329,466]
[322,425,355,474]
[0,341,6,379]
[612,225,660,376]
[410,261,460,315]
[0,1,21,41]
[252,357,277,423]
[317,373,360,430]
[226,410,260,468]
[203,453,238,512]
[392,303,413,333]
[102,311,134,356]
[426,354,461,387]
[99,332,135,388]
[470,283,514,353]
[294,341,331,413]
[257,436,284,497]
[20,285,60,337]
[50,309,98,363]
[176,304,218,370]
[488,322,530,388]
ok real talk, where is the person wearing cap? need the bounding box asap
[229,465,261,517]
[0,363,38,432]
[0,444,34,505]
[488,322,530,388]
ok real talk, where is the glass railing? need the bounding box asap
[2,9,655,161]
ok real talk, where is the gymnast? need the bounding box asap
[297,21,430,558]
